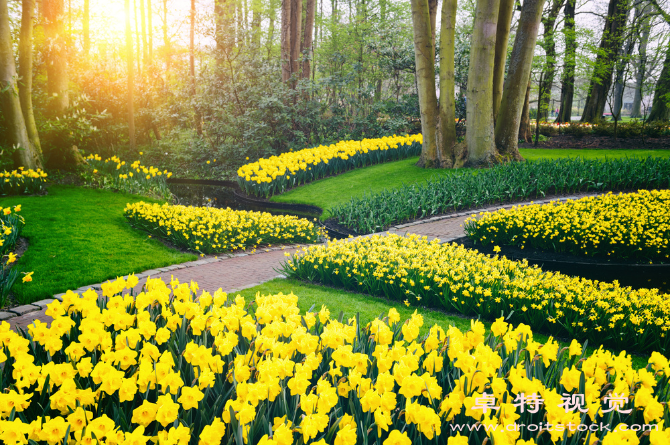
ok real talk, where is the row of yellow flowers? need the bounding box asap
[2,276,670,444]
[0,204,25,307]
[282,233,670,354]
[84,154,173,200]
[464,190,670,262]
[237,134,422,197]
[0,168,47,196]
[124,202,325,254]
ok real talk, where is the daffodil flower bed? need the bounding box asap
[124,202,325,254]
[464,190,670,263]
[283,234,670,354]
[0,168,48,196]
[331,157,670,234]
[84,154,173,200]
[237,134,422,198]
[0,204,23,307]
[3,276,670,445]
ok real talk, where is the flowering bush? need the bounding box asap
[124,202,325,254]
[0,168,48,196]
[237,134,422,198]
[0,205,24,307]
[84,154,172,200]
[2,276,670,444]
[283,234,670,353]
[464,190,670,262]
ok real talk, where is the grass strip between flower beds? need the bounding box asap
[330,157,670,234]
[464,190,670,263]
[124,201,325,254]
[2,276,670,444]
[282,233,670,354]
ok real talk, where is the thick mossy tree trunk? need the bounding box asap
[19,0,42,156]
[410,0,439,167]
[580,0,630,122]
[537,0,564,121]
[494,0,544,160]
[0,0,42,169]
[556,0,575,123]
[519,80,532,142]
[465,0,501,167]
[492,0,516,120]
[437,0,458,167]
[647,47,670,121]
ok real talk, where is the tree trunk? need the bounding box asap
[494,0,544,160]
[43,0,69,116]
[631,2,651,119]
[281,0,291,81]
[125,0,136,149]
[580,0,630,122]
[537,0,564,121]
[437,0,457,168]
[140,0,147,64]
[148,0,152,60]
[410,0,439,167]
[428,0,437,49]
[519,79,532,141]
[289,0,302,81]
[466,0,501,167]
[556,0,575,123]
[251,0,261,47]
[134,0,141,75]
[1,0,42,169]
[647,47,670,121]
[492,0,516,120]
[302,0,315,80]
[267,0,276,57]
[83,0,89,55]
[19,0,42,155]
[612,35,635,118]
[190,0,202,135]
[163,0,170,70]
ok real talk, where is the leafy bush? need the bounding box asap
[0,168,48,196]
[284,233,670,353]
[237,135,422,198]
[561,123,593,138]
[82,154,172,200]
[124,202,324,253]
[464,190,670,262]
[330,157,670,234]
[3,276,670,444]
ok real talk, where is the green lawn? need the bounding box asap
[236,278,649,369]
[271,148,670,217]
[0,186,195,304]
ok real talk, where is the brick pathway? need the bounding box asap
[4,194,596,332]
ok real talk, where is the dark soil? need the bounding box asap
[520,135,670,150]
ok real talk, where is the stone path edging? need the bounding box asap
[4,192,603,331]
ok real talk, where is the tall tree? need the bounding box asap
[410,0,438,166]
[494,0,545,160]
[125,0,136,149]
[190,0,202,134]
[580,0,630,122]
[631,2,651,118]
[281,0,291,81]
[466,0,501,166]
[519,80,532,141]
[83,0,89,55]
[1,0,42,169]
[251,0,261,46]
[140,0,148,64]
[537,0,565,121]
[302,0,316,80]
[289,0,302,80]
[438,0,458,167]
[492,0,516,120]
[19,0,41,155]
[43,0,69,116]
[556,0,575,123]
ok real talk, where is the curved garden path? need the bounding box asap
[4,194,595,331]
